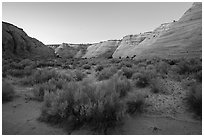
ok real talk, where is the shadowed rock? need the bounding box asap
[2,22,55,59]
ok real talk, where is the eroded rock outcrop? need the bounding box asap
[54,43,89,58]
[83,40,121,58]
[113,2,202,59]
[2,22,55,59]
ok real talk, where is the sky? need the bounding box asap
[2,2,193,44]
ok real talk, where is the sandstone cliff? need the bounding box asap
[83,40,121,58]
[2,22,55,59]
[112,2,202,59]
[53,43,90,58]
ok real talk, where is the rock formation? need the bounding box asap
[53,43,90,58]
[112,2,202,59]
[3,2,201,60]
[83,40,121,58]
[2,22,55,59]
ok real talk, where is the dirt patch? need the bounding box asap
[2,85,66,135]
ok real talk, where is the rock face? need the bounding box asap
[2,22,55,59]
[83,40,121,58]
[112,23,172,58]
[113,2,202,59]
[3,3,201,60]
[54,43,89,58]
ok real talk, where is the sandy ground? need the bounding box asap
[2,86,66,135]
[2,76,202,135]
[119,114,202,135]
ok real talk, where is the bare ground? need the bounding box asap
[2,75,202,135]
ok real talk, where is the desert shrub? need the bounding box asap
[7,69,26,77]
[19,59,33,67]
[132,72,149,88]
[10,62,24,70]
[146,64,155,70]
[188,58,202,72]
[40,78,126,133]
[137,62,147,68]
[2,64,11,77]
[156,61,170,75]
[186,83,202,117]
[176,60,191,75]
[74,69,86,81]
[83,64,91,70]
[126,93,145,114]
[110,58,121,64]
[176,58,201,75]
[24,65,34,75]
[132,69,156,88]
[33,69,58,84]
[194,70,202,82]
[150,78,166,94]
[95,65,104,72]
[111,74,131,98]
[2,81,15,102]
[166,59,177,65]
[47,78,67,90]
[121,67,135,79]
[31,76,73,102]
[31,84,47,101]
[21,69,58,85]
[97,66,118,81]
[121,60,132,68]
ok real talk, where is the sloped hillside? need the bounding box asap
[113,2,202,59]
[2,22,55,59]
[83,40,121,58]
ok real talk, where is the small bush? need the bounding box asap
[146,64,155,70]
[2,81,15,102]
[97,66,118,81]
[19,59,33,67]
[132,72,149,88]
[186,83,202,117]
[126,93,145,114]
[110,58,121,64]
[83,64,91,70]
[10,62,24,70]
[156,61,170,75]
[95,65,104,72]
[150,78,166,94]
[111,74,131,98]
[121,67,135,79]
[7,69,23,77]
[176,58,201,75]
[31,84,47,101]
[74,69,86,81]
[194,70,202,82]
